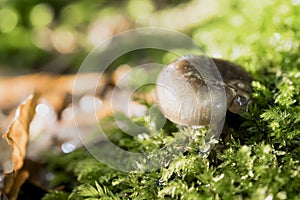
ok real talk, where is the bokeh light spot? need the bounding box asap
[61,142,76,153]
[30,3,54,27]
[31,27,53,50]
[61,3,86,26]
[36,103,50,117]
[0,7,18,33]
[79,95,103,113]
[127,0,154,20]
[51,28,77,54]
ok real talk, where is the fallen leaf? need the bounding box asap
[1,172,14,195]
[2,92,39,172]
[0,73,108,112]
[6,170,30,200]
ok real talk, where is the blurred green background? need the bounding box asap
[1,1,299,199]
[0,0,299,74]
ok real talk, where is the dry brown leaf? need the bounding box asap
[0,73,108,112]
[2,92,39,172]
[7,170,30,200]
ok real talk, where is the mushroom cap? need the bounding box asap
[156,55,252,126]
[155,55,230,126]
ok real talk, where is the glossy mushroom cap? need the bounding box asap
[155,55,252,126]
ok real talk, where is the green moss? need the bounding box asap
[43,0,300,199]
[42,191,69,200]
